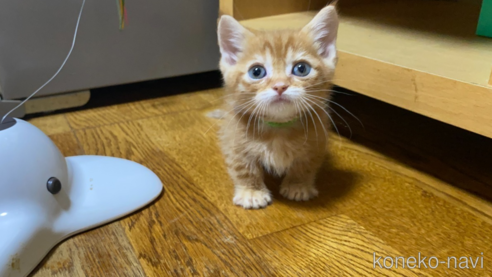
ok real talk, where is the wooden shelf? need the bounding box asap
[238,0,492,138]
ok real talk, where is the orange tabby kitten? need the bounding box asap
[217,5,339,209]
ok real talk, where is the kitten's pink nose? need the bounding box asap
[272,83,289,95]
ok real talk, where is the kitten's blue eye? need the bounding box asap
[292,62,311,77]
[248,66,267,79]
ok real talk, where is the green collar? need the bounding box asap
[264,117,299,128]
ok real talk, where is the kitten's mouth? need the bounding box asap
[271,96,291,104]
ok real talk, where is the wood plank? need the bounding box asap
[65,88,224,130]
[32,223,145,277]
[28,115,72,136]
[74,121,273,276]
[335,52,492,138]
[48,132,84,157]
[239,0,492,138]
[252,215,429,276]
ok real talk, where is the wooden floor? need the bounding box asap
[28,83,492,276]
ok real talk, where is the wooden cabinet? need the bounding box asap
[220,0,492,138]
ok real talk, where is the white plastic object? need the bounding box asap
[0,119,163,277]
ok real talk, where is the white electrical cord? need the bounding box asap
[1,0,86,124]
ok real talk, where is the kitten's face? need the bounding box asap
[218,6,339,123]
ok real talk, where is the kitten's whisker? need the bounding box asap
[203,99,255,135]
[326,100,364,128]
[252,103,258,139]
[311,96,353,138]
[299,99,319,146]
[302,105,310,142]
[260,102,267,135]
[297,100,310,139]
[308,77,352,84]
[294,100,308,144]
[330,78,356,84]
[304,89,353,96]
[305,96,352,139]
[261,104,266,133]
[301,80,354,95]
[226,102,255,134]
[305,90,330,96]
[303,79,333,89]
[302,98,331,146]
[254,104,259,138]
[260,102,268,134]
[210,93,257,103]
[232,104,256,145]
[204,120,221,135]
[221,99,256,122]
[304,97,340,138]
[210,94,234,103]
[232,102,257,145]
[253,102,264,139]
[301,99,328,146]
[303,87,353,95]
[306,94,364,127]
[330,89,354,96]
[293,100,302,131]
[255,102,266,138]
[328,105,353,139]
[302,78,353,90]
[236,103,257,136]
[246,103,262,140]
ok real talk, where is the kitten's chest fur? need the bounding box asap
[256,133,304,176]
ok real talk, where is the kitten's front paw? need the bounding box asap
[233,187,272,209]
[280,183,318,201]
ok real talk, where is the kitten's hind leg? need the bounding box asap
[280,160,320,201]
[227,159,272,209]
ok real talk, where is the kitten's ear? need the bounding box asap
[218,15,251,65]
[302,5,339,61]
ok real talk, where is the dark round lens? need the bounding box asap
[47,177,62,194]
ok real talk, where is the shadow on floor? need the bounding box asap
[266,153,362,210]
[327,87,492,203]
